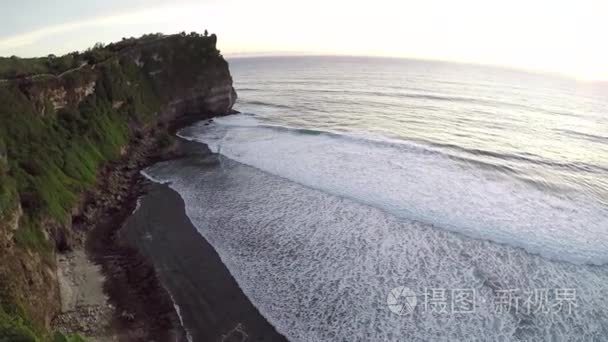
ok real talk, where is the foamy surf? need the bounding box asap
[177,115,608,266]
[161,287,193,342]
[143,152,608,342]
[149,56,608,341]
[141,169,172,185]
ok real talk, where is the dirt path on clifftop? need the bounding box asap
[0,35,171,86]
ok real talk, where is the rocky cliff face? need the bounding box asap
[0,32,236,339]
[17,33,236,120]
[122,33,237,117]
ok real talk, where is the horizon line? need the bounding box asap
[225,53,608,84]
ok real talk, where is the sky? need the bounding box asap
[0,0,607,80]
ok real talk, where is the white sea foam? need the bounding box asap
[177,115,608,266]
[152,57,608,340]
[143,154,608,342]
[140,169,172,185]
[131,196,144,215]
[166,289,193,342]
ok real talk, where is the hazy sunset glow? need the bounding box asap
[1,0,607,80]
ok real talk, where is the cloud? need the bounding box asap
[0,3,195,52]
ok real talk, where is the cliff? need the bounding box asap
[0,32,236,340]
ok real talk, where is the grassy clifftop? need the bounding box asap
[0,32,235,341]
[0,33,172,79]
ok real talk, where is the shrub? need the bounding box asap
[0,305,38,342]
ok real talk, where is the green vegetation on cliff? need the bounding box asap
[0,60,139,342]
[0,71,127,223]
[0,33,170,79]
[0,144,15,217]
[0,31,232,341]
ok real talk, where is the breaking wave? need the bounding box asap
[178,115,608,265]
[143,145,608,341]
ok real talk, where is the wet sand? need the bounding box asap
[121,150,287,341]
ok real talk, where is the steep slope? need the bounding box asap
[0,32,236,340]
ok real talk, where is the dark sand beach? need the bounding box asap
[120,142,287,342]
[53,111,286,341]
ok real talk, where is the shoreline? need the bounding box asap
[53,118,191,341]
[50,114,209,341]
[123,176,287,341]
[52,113,286,341]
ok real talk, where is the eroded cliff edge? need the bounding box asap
[0,32,236,340]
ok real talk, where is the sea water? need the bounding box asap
[144,57,608,341]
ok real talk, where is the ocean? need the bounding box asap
[143,56,608,341]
